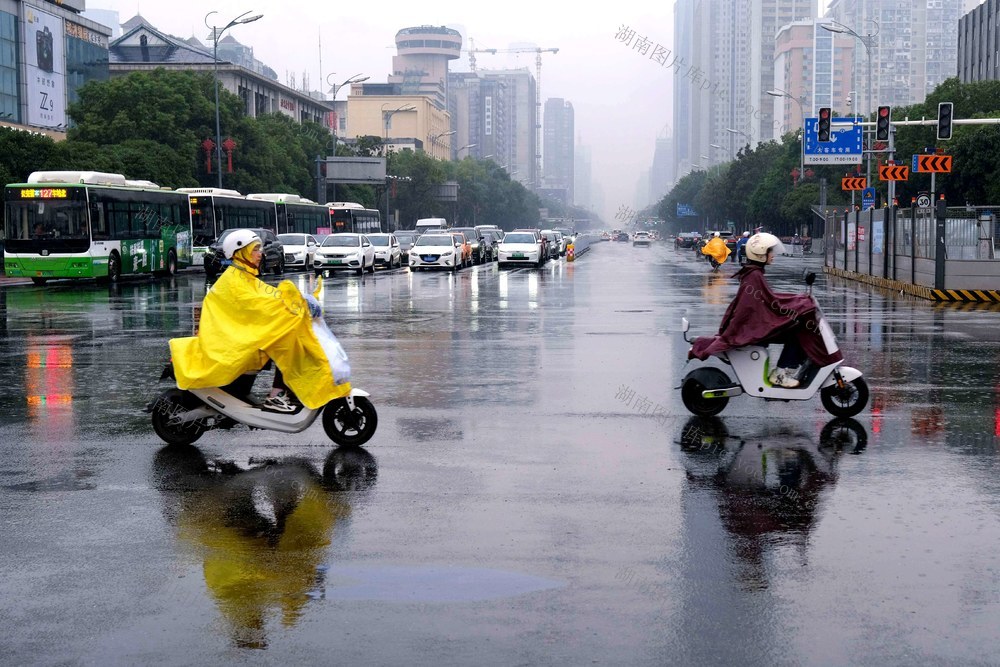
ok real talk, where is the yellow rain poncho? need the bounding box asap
[701,236,732,265]
[169,245,351,409]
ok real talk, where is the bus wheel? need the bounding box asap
[31,277,47,286]
[107,252,122,283]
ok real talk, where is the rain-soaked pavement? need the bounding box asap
[1,241,999,665]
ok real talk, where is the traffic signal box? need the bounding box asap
[876,106,891,141]
[937,102,953,141]
[818,108,831,142]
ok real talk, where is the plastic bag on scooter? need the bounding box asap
[311,318,351,386]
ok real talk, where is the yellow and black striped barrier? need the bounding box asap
[823,267,1000,303]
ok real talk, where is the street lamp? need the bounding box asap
[457,143,477,158]
[428,130,455,158]
[205,10,262,188]
[822,19,879,183]
[766,88,805,184]
[381,104,415,156]
[324,73,368,202]
[725,127,752,161]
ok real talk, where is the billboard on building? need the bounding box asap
[24,6,65,129]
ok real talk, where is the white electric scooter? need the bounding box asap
[678,271,868,418]
[148,290,377,448]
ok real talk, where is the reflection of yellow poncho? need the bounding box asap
[701,237,732,264]
[177,474,349,648]
[169,257,350,409]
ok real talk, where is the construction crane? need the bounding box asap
[467,40,559,185]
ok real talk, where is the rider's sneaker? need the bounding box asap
[261,391,297,413]
[769,368,801,388]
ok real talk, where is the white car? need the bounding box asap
[278,233,319,270]
[367,233,402,269]
[409,233,463,271]
[314,233,375,276]
[633,231,652,247]
[498,231,544,268]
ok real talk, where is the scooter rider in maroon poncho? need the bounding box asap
[689,232,843,388]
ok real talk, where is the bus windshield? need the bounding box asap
[4,199,91,253]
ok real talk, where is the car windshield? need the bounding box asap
[503,233,536,244]
[396,233,417,243]
[415,235,453,246]
[278,234,307,246]
[367,235,390,246]
[322,235,359,247]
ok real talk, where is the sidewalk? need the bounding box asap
[0,274,32,287]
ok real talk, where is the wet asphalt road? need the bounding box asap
[1,241,999,665]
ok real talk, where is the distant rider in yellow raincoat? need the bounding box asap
[701,231,731,269]
[169,229,351,412]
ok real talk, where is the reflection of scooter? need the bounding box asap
[679,272,869,418]
[152,445,377,649]
[676,416,866,582]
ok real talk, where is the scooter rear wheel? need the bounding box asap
[323,396,378,447]
[151,389,206,447]
[820,376,869,418]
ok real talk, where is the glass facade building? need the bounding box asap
[0,10,18,121]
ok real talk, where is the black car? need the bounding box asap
[204,228,285,279]
[450,227,488,264]
[674,232,701,249]
[395,231,420,263]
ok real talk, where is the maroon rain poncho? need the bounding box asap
[690,264,843,367]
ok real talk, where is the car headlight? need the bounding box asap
[441,250,453,256]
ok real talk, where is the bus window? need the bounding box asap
[89,202,109,240]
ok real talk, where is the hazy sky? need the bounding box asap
[92,0,681,222]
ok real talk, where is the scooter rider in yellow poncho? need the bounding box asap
[701,231,732,268]
[169,229,351,413]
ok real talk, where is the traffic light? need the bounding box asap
[818,108,831,142]
[937,102,953,140]
[876,106,891,141]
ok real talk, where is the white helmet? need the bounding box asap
[745,233,785,262]
[742,231,750,237]
[713,231,720,237]
[222,229,262,259]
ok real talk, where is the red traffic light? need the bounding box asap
[879,107,890,117]
[819,108,830,119]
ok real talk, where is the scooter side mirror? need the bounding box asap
[804,271,816,286]
[681,317,690,333]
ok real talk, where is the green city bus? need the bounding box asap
[4,171,192,285]
[177,188,277,267]
[246,193,332,236]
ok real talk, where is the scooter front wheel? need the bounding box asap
[681,377,729,417]
[151,389,206,447]
[820,376,869,418]
[323,396,378,447]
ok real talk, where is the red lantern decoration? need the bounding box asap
[222,137,237,173]
[201,138,215,173]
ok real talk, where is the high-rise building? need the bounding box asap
[387,26,462,111]
[575,142,592,211]
[649,130,675,206]
[773,20,855,131]
[827,0,963,109]
[448,71,506,162]
[543,98,573,204]
[959,0,1000,83]
[478,68,536,188]
[672,0,813,179]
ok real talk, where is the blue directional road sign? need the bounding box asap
[804,117,864,165]
[912,154,919,172]
[862,187,876,210]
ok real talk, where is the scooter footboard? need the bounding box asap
[821,366,862,387]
